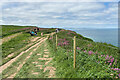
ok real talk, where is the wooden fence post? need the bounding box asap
[56,34,57,50]
[52,34,53,42]
[73,36,76,68]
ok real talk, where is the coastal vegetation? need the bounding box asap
[1,25,119,78]
[48,29,119,78]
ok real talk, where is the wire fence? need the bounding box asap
[47,30,120,78]
[48,32,78,68]
[48,30,119,69]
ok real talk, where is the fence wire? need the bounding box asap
[48,30,119,70]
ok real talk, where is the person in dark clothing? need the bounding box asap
[56,28,59,33]
[37,28,39,32]
[35,30,37,34]
[30,31,33,36]
[34,29,36,32]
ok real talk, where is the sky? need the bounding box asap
[0,0,119,29]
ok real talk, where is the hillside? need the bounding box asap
[48,29,119,78]
[1,25,120,79]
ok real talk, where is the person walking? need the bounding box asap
[56,28,59,33]
[41,32,43,36]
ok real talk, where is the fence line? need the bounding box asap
[54,33,76,68]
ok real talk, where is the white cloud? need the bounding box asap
[39,3,74,13]
[68,2,105,12]
[52,16,61,18]
[104,6,118,14]
[1,2,118,28]
[0,0,119,2]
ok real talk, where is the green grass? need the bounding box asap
[2,35,42,66]
[2,39,48,78]
[2,33,31,58]
[2,25,119,78]
[2,46,36,78]
[14,43,45,78]
[47,30,119,78]
[2,31,55,78]
[37,28,56,34]
[2,25,35,37]
[52,30,118,59]
[2,25,56,65]
[14,41,49,78]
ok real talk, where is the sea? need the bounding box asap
[65,28,118,47]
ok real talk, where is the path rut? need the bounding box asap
[0,37,45,74]
[2,32,56,78]
[32,42,56,78]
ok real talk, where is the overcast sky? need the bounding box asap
[0,0,119,28]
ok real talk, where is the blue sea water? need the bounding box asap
[66,28,118,47]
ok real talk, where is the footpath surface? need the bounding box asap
[2,32,22,45]
[1,33,56,78]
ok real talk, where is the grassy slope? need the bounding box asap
[2,25,56,65]
[2,25,119,78]
[2,33,31,58]
[2,25,35,38]
[48,29,119,78]
[2,25,56,78]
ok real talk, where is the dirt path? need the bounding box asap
[4,37,41,60]
[31,43,56,78]
[8,37,48,78]
[2,32,22,45]
[2,32,56,78]
[45,32,56,36]
[31,37,40,42]
[0,37,46,74]
[31,34,56,78]
[42,46,56,78]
